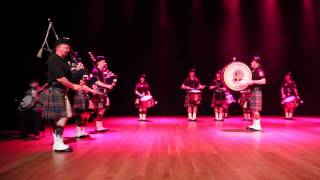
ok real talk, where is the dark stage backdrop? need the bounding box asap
[3,0,320,129]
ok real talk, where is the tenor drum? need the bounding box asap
[140,95,155,109]
[283,96,299,109]
[18,95,35,111]
[222,61,252,91]
[189,89,201,102]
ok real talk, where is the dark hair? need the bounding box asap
[252,56,262,64]
[96,56,106,62]
[189,68,196,73]
[285,72,293,79]
[29,78,39,84]
[140,74,146,78]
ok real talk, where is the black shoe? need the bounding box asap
[20,134,33,139]
[33,135,40,140]
[80,134,90,138]
[247,127,262,131]
[19,134,29,139]
[96,129,108,132]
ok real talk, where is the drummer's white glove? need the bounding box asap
[199,85,206,89]
[236,80,248,88]
[31,91,37,97]
[246,80,253,85]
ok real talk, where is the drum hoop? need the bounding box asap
[141,95,152,101]
[284,96,296,102]
[190,90,201,93]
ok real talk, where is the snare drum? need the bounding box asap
[283,96,299,109]
[189,89,201,102]
[18,95,35,111]
[140,95,155,109]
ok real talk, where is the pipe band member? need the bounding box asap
[90,56,115,132]
[135,74,153,121]
[238,89,251,121]
[72,63,100,138]
[246,56,266,131]
[181,68,205,121]
[42,38,83,152]
[281,72,301,120]
[209,71,227,121]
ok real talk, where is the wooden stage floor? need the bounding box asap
[1,116,320,180]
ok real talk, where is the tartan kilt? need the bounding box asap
[211,96,227,109]
[92,94,106,109]
[42,88,71,120]
[249,88,262,112]
[73,91,90,112]
[184,93,201,107]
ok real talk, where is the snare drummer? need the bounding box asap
[135,74,152,121]
[181,68,205,121]
[209,71,227,121]
[245,56,266,131]
[281,72,301,120]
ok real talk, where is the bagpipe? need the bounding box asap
[88,51,118,86]
[37,18,82,71]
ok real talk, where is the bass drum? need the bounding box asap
[222,61,252,91]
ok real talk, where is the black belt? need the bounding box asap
[49,81,65,89]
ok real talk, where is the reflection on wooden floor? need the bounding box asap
[1,116,320,180]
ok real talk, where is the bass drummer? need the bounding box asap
[181,68,205,121]
[281,72,301,120]
[135,74,153,121]
[245,56,266,131]
[209,70,227,121]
